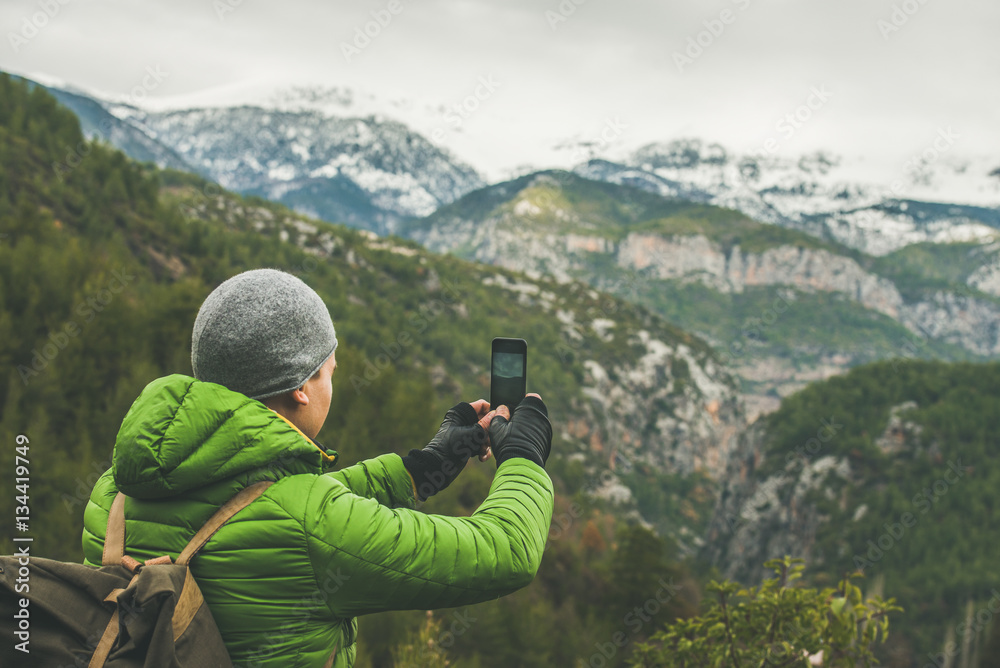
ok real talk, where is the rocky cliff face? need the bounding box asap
[617,234,903,309]
[571,335,746,553]
[413,211,582,282]
[698,419,832,582]
[570,327,742,477]
[415,212,1000,358]
[613,233,1000,356]
[700,401,928,585]
[474,272,748,551]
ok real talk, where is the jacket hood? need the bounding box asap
[113,374,332,499]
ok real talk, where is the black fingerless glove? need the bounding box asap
[487,395,552,469]
[402,403,487,501]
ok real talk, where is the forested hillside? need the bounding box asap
[704,359,1000,664]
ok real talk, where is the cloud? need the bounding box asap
[0,0,996,176]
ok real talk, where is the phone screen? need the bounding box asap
[491,338,527,411]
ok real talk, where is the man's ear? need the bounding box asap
[290,386,310,406]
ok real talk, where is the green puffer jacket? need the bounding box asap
[82,374,554,668]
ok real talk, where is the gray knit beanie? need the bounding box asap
[191,268,338,400]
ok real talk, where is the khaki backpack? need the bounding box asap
[1,481,273,667]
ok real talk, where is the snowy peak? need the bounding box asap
[111,104,483,232]
[576,138,1000,256]
[21,76,486,234]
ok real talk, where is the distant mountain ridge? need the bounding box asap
[14,74,999,258]
[123,104,484,234]
[16,74,485,235]
[575,138,1000,257]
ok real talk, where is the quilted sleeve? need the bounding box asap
[302,458,554,617]
[325,453,416,508]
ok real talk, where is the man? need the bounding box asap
[82,268,554,667]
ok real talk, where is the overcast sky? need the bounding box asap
[2,0,998,179]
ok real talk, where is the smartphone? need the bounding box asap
[490,337,527,412]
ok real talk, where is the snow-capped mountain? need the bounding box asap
[575,139,1000,256]
[27,76,484,234]
[118,104,484,234]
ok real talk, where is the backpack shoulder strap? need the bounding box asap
[176,481,273,566]
[102,493,127,566]
[102,481,274,568]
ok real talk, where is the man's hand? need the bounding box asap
[488,393,552,469]
[402,400,510,501]
[467,399,510,462]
